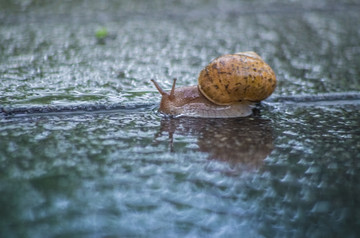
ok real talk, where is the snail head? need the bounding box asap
[151,78,178,115]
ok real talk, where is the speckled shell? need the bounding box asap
[198,51,276,105]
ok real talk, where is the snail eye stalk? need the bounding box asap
[151,79,167,96]
[169,78,177,100]
[150,79,177,100]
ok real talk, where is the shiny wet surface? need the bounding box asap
[1,1,360,237]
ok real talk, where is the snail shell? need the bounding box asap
[198,51,276,105]
[151,51,276,118]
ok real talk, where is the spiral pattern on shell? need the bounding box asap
[198,52,276,105]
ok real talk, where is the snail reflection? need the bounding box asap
[155,116,274,168]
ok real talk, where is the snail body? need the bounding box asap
[151,51,276,118]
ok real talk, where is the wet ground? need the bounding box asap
[1,0,360,237]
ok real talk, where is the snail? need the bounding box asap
[151,51,276,118]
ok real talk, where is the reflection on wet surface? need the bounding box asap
[0,105,359,237]
[157,117,274,167]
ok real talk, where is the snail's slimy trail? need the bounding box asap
[1,92,360,118]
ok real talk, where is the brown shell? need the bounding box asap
[198,51,276,105]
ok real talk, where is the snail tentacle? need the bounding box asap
[151,79,167,96]
[169,78,177,100]
[151,78,177,101]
